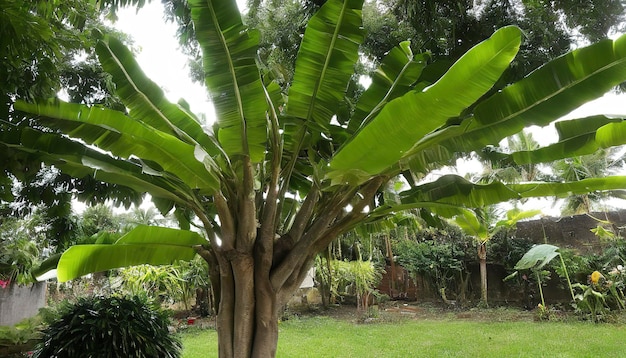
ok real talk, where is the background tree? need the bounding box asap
[241,0,625,84]
[7,1,626,357]
[1,0,138,252]
[452,207,540,305]
[79,203,120,237]
[553,149,626,215]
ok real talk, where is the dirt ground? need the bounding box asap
[174,301,577,331]
[282,301,539,324]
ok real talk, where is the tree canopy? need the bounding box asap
[5,0,626,357]
[0,0,140,249]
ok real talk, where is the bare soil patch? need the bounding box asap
[282,301,539,324]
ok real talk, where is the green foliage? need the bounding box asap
[0,216,42,284]
[53,225,205,282]
[507,244,575,309]
[599,237,626,269]
[0,316,43,347]
[513,244,561,271]
[552,149,623,215]
[8,0,626,352]
[33,295,181,358]
[176,256,211,312]
[79,203,120,237]
[487,231,534,272]
[117,264,184,303]
[573,278,611,322]
[1,0,138,250]
[394,227,471,299]
[315,257,383,308]
[551,248,597,283]
[112,256,210,312]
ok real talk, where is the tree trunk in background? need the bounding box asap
[478,242,488,306]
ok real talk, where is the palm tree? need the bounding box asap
[7,1,626,356]
[553,148,626,214]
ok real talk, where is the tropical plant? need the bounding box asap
[394,228,470,303]
[552,149,626,215]
[0,215,44,284]
[0,316,43,357]
[116,256,210,313]
[451,207,540,305]
[79,203,120,237]
[1,0,135,254]
[32,295,181,358]
[571,270,620,322]
[506,244,575,311]
[7,0,626,356]
[315,257,382,310]
[117,264,184,304]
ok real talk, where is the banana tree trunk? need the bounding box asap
[478,242,488,305]
[202,178,384,357]
[201,247,313,357]
[211,254,283,358]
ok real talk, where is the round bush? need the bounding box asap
[33,295,181,358]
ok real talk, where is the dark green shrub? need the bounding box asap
[487,232,534,272]
[394,228,471,300]
[33,295,181,358]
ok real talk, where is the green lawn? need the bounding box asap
[181,315,626,357]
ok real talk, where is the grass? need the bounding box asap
[180,312,626,357]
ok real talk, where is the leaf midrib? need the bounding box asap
[473,52,626,134]
[205,0,250,155]
[306,1,350,123]
[102,42,197,147]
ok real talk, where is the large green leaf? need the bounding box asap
[508,177,626,199]
[514,244,560,271]
[15,99,220,193]
[347,42,427,132]
[5,127,189,203]
[95,34,222,160]
[443,34,626,151]
[57,244,196,282]
[115,225,207,246]
[555,115,622,140]
[507,133,599,164]
[288,0,365,131]
[400,174,626,208]
[596,120,626,147]
[475,115,626,166]
[496,208,542,228]
[452,210,488,240]
[32,253,62,280]
[57,226,207,282]
[401,175,520,208]
[328,26,522,184]
[189,0,267,162]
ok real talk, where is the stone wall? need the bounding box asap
[515,210,626,254]
[0,282,46,326]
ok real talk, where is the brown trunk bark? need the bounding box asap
[478,242,488,306]
[214,258,295,358]
[207,177,386,357]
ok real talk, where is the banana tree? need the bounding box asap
[452,208,541,305]
[6,0,626,356]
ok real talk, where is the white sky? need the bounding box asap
[107,2,626,218]
[113,4,215,122]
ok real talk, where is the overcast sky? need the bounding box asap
[113,3,215,122]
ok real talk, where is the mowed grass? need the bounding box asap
[181,316,626,357]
